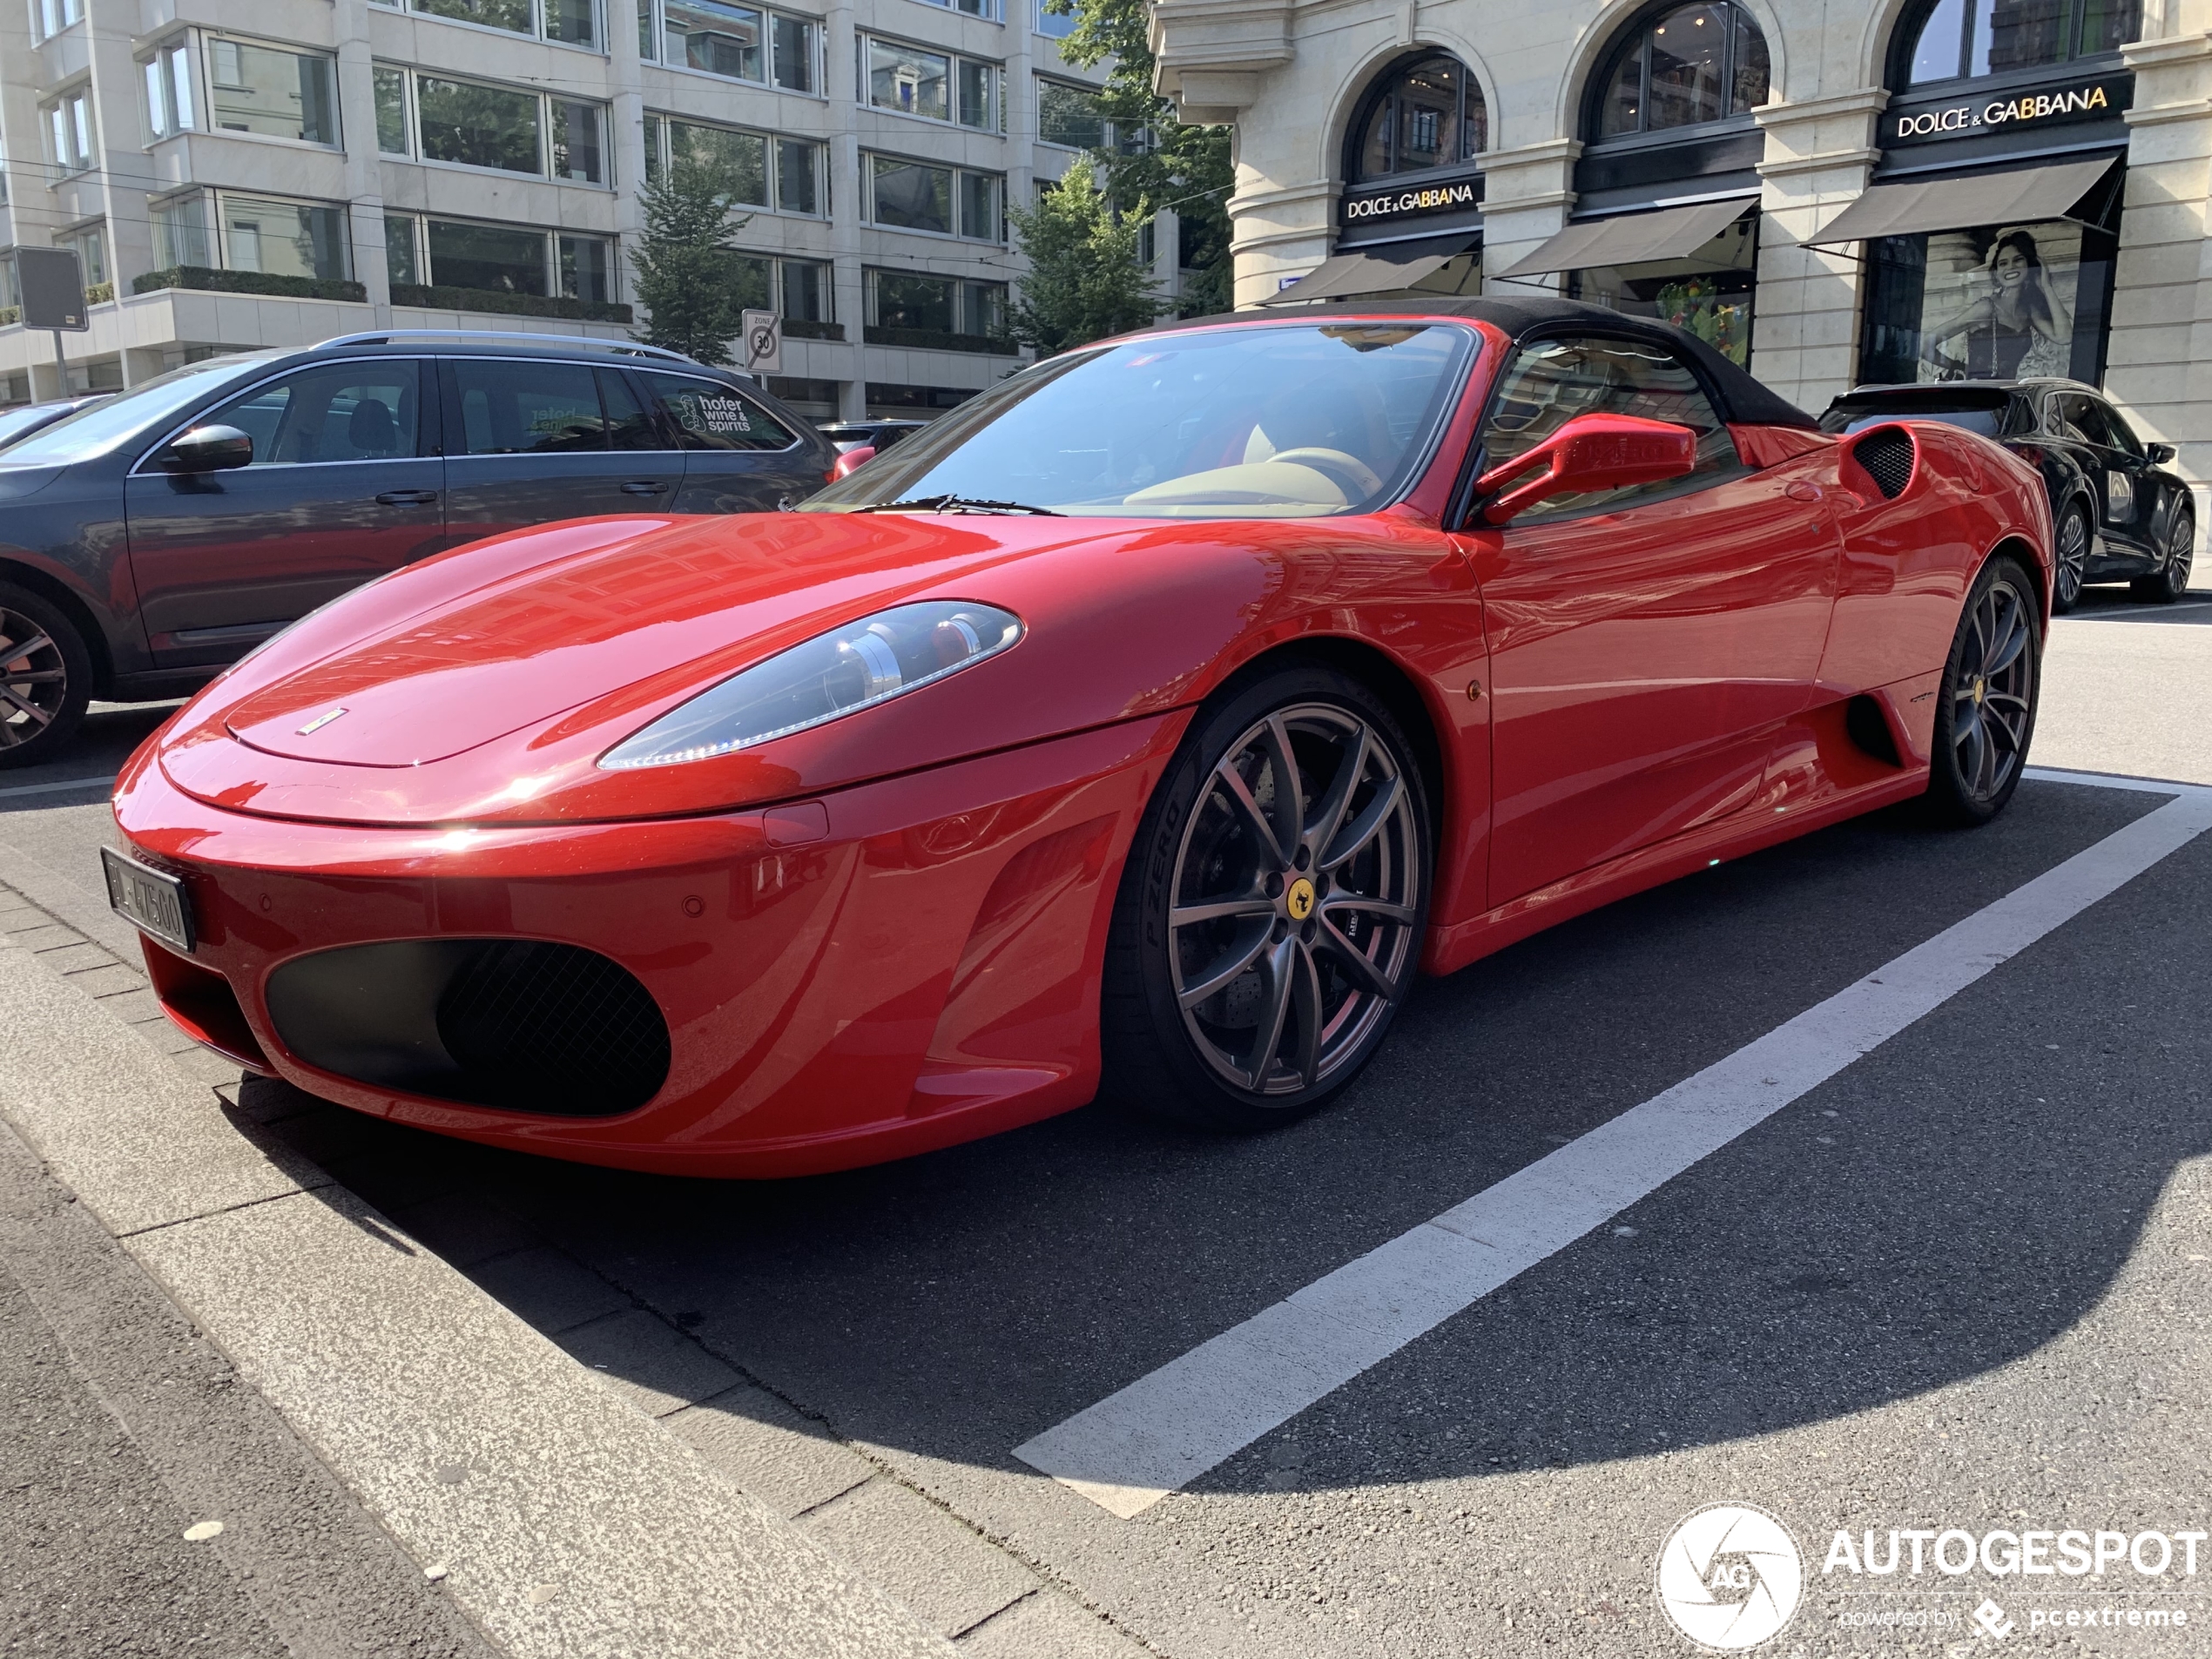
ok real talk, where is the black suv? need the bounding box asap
[0,330,836,765]
[1821,379,2195,612]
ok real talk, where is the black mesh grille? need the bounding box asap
[1853,427,1915,499]
[436,942,671,1116]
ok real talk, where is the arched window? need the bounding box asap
[1898,0,2140,86]
[1595,2,1771,138]
[1350,52,1487,182]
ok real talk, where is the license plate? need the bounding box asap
[101,847,195,954]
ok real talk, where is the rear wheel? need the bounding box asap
[0,583,91,770]
[2051,501,2089,614]
[2131,508,2195,604]
[1101,665,1431,1131]
[1925,556,2040,826]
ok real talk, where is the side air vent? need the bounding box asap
[1851,426,1916,500]
[266,939,671,1116]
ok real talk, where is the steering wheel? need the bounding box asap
[1264,447,1386,501]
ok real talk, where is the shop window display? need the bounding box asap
[1858,218,2116,386]
[1570,214,1756,367]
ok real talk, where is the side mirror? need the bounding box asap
[827,443,876,483]
[2148,442,2175,465]
[1474,413,1698,526]
[159,424,254,474]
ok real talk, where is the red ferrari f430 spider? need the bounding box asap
[105,299,2052,1175]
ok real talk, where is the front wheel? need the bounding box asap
[2131,508,2195,604]
[1101,665,1432,1131]
[1925,556,2040,826]
[0,583,92,770]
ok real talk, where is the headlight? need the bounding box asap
[598,600,1022,770]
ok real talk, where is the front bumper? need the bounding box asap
[113,714,1185,1177]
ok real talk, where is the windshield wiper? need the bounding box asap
[857,495,1062,516]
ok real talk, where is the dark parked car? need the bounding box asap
[0,395,112,452]
[1822,380,2194,612]
[819,418,928,455]
[0,330,836,766]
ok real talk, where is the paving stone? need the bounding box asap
[799,1477,1038,1640]
[38,941,114,974]
[386,1191,542,1268]
[669,1385,882,1518]
[954,1591,1154,1658]
[465,1244,629,1335]
[5,923,78,952]
[560,1307,742,1418]
[66,963,145,999]
[166,1046,247,1087]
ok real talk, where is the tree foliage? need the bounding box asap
[1046,0,1234,316]
[1007,165,1167,354]
[631,155,755,366]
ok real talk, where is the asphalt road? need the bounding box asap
[3,582,2209,1657]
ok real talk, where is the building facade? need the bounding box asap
[0,0,1167,421]
[1153,0,2212,502]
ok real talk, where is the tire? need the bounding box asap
[0,582,91,770]
[2130,508,2194,604]
[1924,555,2040,827]
[2050,500,2090,614]
[1100,664,1432,1131]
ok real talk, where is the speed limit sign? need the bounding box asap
[741,308,781,375]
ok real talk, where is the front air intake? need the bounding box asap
[1851,426,1916,500]
[266,939,671,1116]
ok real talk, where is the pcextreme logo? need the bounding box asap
[1656,1504,1805,1650]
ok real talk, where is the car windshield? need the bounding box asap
[1822,396,2012,439]
[803,322,1479,518]
[0,353,282,466]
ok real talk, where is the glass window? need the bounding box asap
[870,157,953,233]
[560,235,612,302]
[1859,219,2108,383]
[385,213,421,287]
[36,0,84,37]
[44,90,96,172]
[2053,392,2114,447]
[870,271,954,331]
[374,68,409,154]
[671,120,769,204]
[1039,81,1104,148]
[203,362,423,466]
[870,39,951,120]
[550,99,605,183]
[958,61,997,129]
[810,322,1475,518]
[152,194,212,267]
[546,0,598,46]
[776,138,820,214]
[599,369,665,450]
[1480,336,1738,519]
[961,281,1006,337]
[1902,0,2137,83]
[416,77,543,174]
[1570,212,1757,367]
[1036,0,1075,37]
[205,37,339,145]
[62,226,108,289]
[2096,399,2144,455]
[428,219,548,293]
[781,259,830,321]
[1595,3,1768,137]
[414,0,534,32]
[639,0,657,57]
[640,370,795,450]
[145,43,194,138]
[959,172,1002,241]
[1352,53,1487,180]
[219,195,350,280]
[666,0,764,80]
[729,253,775,311]
[453,359,609,454]
[772,14,816,91]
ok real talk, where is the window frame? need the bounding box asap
[861,32,1002,131]
[367,0,608,52]
[1587,1,1771,143]
[638,0,826,93]
[374,63,613,185]
[42,86,97,175]
[1892,0,2141,88]
[643,113,830,217]
[141,39,196,142]
[861,152,1007,241]
[199,31,344,149]
[863,266,1008,335]
[1345,50,1489,185]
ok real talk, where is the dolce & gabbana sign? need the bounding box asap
[1342,179,1479,225]
[1890,76,2131,144]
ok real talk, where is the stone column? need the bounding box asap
[1752,87,1885,412]
[1475,138,1579,299]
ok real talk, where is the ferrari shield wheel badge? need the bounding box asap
[1655,1503,1804,1649]
[1285,877,1316,921]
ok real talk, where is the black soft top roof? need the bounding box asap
[1146,296,1820,432]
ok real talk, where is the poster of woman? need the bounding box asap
[1915,223,2082,381]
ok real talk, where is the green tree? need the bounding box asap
[1007,165,1166,354]
[1047,0,1235,316]
[631,154,755,365]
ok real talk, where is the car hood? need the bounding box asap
[145,507,1428,828]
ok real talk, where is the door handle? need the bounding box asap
[375,489,438,505]
[621,481,669,496]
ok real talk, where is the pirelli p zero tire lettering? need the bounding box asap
[1100,664,1432,1132]
[1925,555,2041,827]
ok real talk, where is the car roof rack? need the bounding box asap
[314,329,698,364]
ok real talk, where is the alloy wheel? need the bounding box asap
[0,605,68,752]
[2168,513,2195,595]
[1949,577,2035,807]
[2054,508,2087,609]
[1166,704,1422,1098]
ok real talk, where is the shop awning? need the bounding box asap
[1495,197,1754,280]
[1798,155,2118,246]
[1259,233,1476,306]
